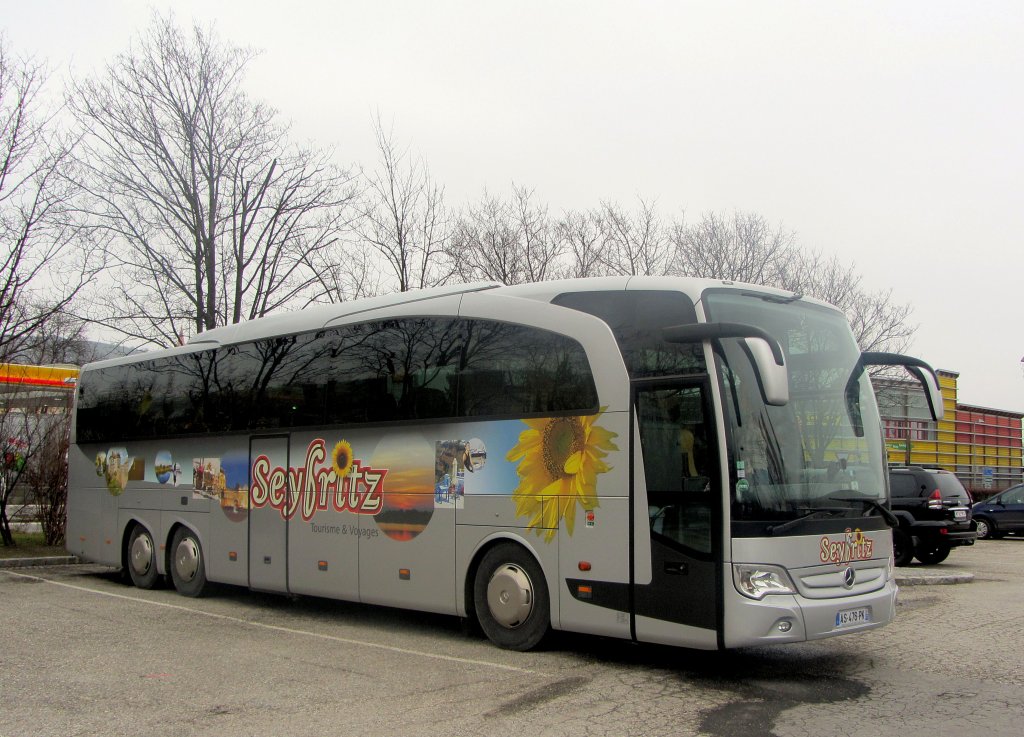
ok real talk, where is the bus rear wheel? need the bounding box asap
[127,524,160,589]
[169,527,208,597]
[473,543,549,651]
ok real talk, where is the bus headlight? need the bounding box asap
[733,563,796,600]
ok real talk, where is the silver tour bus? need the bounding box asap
[67,277,942,650]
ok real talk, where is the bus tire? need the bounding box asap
[473,543,550,651]
[169,527,208,597]
[127,524,160,589]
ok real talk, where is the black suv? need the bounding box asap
[888,466,977,566]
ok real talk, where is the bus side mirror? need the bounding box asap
[861,352,944,422]
[663,322,789,407]
[745,337,789,407]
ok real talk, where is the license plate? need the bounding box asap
[953,509,967,521]
[835,607,871,628]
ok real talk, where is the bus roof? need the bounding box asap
[187,281,502,348]
[496,275,821,308]
[81,276,830,372]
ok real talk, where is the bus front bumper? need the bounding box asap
[723,580,898,648]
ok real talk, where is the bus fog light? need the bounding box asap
[733,563,796,600]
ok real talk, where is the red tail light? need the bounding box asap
[927,489,944,509]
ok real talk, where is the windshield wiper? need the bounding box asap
[741,290,803,304]
[829,495,899,528]
[766,507,847,536]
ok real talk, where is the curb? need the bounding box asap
[895,570,974,586]
[0,556,80,569]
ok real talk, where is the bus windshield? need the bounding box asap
[703,290,887,529]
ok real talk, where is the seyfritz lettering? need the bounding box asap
[819,528,874,565]
[250,439,386,521]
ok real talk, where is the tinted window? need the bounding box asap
[321,318,462,423]
[207,318,462,429]
[553,290,704,378]
[218,332,332,431]
[77,350,220,442]
[76,364,133,443]
[637,384,714,555]
[889,473,920,498]
[161,351,223,434]
[459,320,597,416]
[76,316,594,442]
[933,472,970,502]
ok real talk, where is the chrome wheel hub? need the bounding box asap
[130,533,153,576]
[174,537,200,582]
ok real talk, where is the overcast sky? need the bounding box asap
[4,1,1022,412]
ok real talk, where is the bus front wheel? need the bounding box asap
[169,527,208,597]
[473,543,549,651]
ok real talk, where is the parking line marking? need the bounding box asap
[4,570,541,675]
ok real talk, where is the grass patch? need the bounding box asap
[0,530,67,559]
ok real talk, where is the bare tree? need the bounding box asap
[843,287,916,354]
[361,116,453,293]
[22,393,71,545]
[450,189,518,284]
[594,198,670,277]
[556,209,605,278]
[510,185,563,283]
[780,249,916,354]
[449,184,563,285]
[8,308,99,365]
[0,384,72,547]
[669,211,915,353]
[1,39,95,363]
[0,424,29,547]
[669,210,799,284]
[306,240,384,304]
[69,15,359,346]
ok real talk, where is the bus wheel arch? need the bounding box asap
[124,521,161,589]
[166,524,208,597]
[469,539,550,651]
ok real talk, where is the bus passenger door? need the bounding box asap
[632,380,721,647]
[249,435,290,592]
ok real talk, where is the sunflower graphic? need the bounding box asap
[506,411,618,540]
[332,439,354,477]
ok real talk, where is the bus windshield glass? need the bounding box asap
[702,290,887,529]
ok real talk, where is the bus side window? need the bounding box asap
[459,320,598,418]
